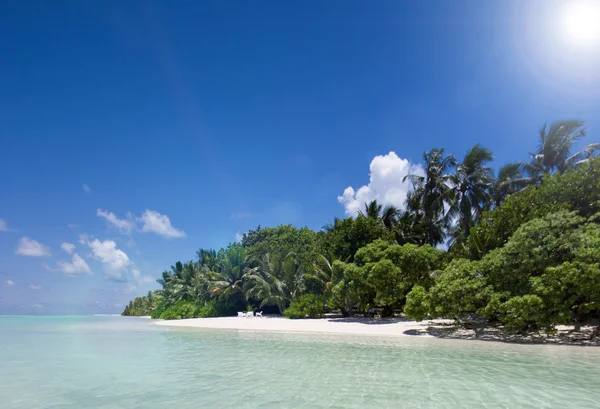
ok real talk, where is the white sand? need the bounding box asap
[155,316,452,337]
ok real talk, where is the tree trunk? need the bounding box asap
[574,304,583,332]
[590,326,600,340]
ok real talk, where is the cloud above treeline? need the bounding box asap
[97,208,185,239]
[338,152,424,217]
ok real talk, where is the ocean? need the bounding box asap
[1,315,599,408]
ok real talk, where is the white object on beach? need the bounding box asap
[256,311,263,317]
[237,312,246,317]
[246,311,254,317]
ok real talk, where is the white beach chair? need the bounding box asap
[246,311,254,317]
[237,311,245,318]
[255,311,263,317]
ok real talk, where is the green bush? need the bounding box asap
[404,285,430,321]
[159,301,198,320]
[418,210,600,332]
[196,300,221,318]
[284,294,325,319]
[150,299,167,319]
[469,158,600,257]
[329,240,444,314]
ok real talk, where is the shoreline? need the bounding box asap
[155,316,600,346]
[155,316,452,337]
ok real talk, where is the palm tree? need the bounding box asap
[207,244,249,307]
[526,120,599,176]
[304,253,337,295]
[492,163,528,206]
[243,252,304,314]
[358,200,383,219]
[357,200,400,231]
[404,148,456,246]
[381,205,400,231]
[447,144,494,238]
[197,248,220,271]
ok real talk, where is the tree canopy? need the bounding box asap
[123,119,600,333]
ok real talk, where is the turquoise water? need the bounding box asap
[1,316,600,408]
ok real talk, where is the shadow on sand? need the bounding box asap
[326,317,411,326]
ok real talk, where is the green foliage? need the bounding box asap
[470,158,600,256]
[244,225,317,269]
[244,252,304,313]
[419,210,600,331]
[447,144,494,238]
[122,291,157,316]
[404,148,456,246]
[159,301,199,320]
[330,240,443,314]
[317,216,388,262]
[284,294,325,319]
[196,299,236,318]
[406,258,490,321]
[497,295,546,331]
[403,285,430,321]
[150,298,167,319]
[121,125,599,334]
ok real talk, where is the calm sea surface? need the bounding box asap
[1,315,600,408]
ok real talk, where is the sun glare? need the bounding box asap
[562,1,600,46]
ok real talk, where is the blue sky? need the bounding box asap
[1,0,599,314]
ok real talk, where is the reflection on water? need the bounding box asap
[1,315,599,408]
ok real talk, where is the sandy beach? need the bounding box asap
[155,316,452,337]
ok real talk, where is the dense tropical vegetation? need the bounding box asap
[123,120,600,334]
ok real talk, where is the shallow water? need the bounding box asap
[1,316,599,408]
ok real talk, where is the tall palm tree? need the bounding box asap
[358,200,382,219]
[197,248,220,271]
[380,205,400,231]
[403,148,456,246]
[207,244,249,307]
[447,144,494,238]
[526,120,599,176]
[357,200,400,231]
[243,252,304,314]
[304,253,337,295]
[492,163,527,206]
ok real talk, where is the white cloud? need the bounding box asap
[83,184,91,193]
[46,253,93,275]
[337,152,424,217]
[29,284,42,290]
[97,208,135,234]
[0,218,14,232]
[16,237,52,257]
[235,232,243,242]
[3,280,15,287]
[132,268,155,285]
[88,239,130,270]
[78,233,92,244]
[61,242,75,254]
[95,208,185,239]
[68,224,79,229]
[139,210,186,239]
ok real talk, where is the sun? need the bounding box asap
[562,1,600,46]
